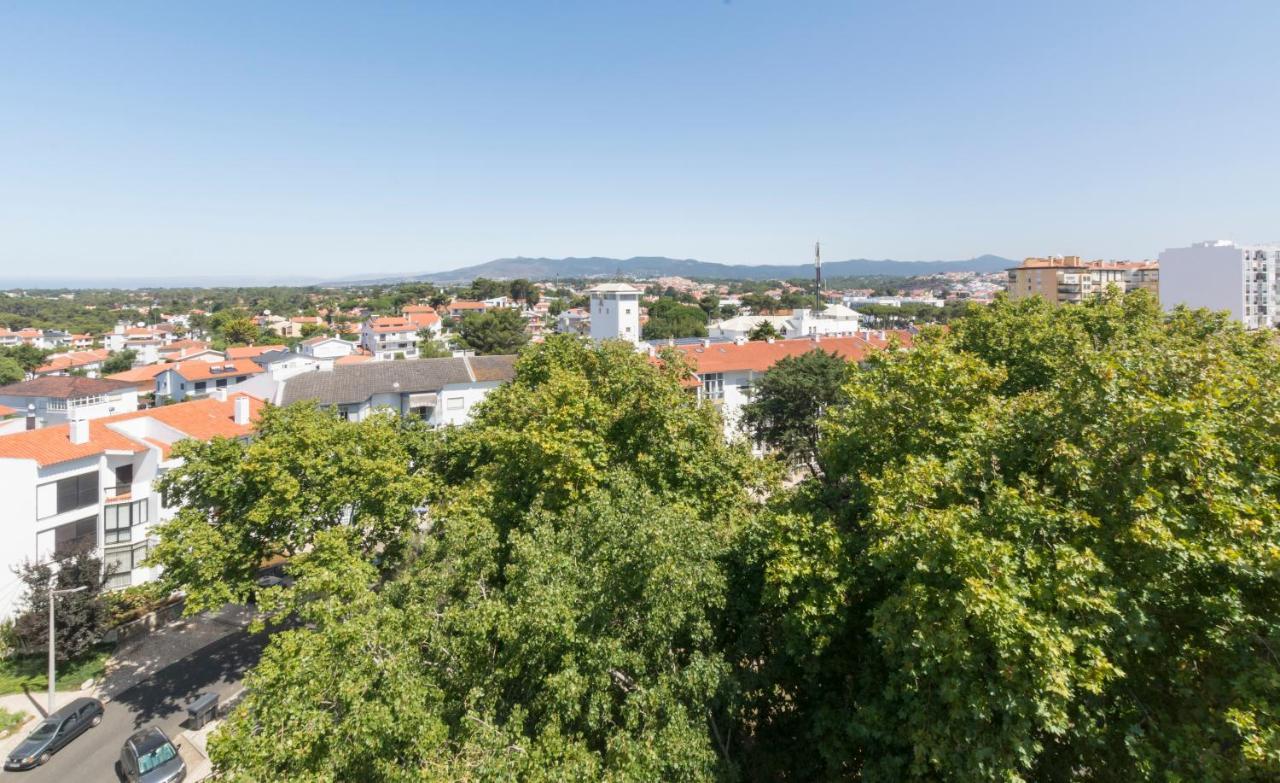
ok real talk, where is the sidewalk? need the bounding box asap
[0,603,254,771]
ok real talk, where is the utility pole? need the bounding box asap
[48,582,87,713]
[814,241,822,311]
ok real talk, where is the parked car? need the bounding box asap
[4,696,104,770]
[119,726,186,783]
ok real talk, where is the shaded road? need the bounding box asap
[10,627,268,782]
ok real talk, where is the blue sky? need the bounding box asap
[2,1,1278,279]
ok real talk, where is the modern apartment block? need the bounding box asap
[1006,256,1159,305]
[360,316,421,360]
[1159,240,1280,330]
[0,393,262,617]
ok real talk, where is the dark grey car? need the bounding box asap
[119,726,186,783]
[4,696,104,770]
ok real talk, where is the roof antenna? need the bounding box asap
[814,241,822,311]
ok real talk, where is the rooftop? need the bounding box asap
[0,376,139,399]
[0,393,263,467]
[670,332,913,374]
[225,344,287,360]
[168,358,265,382]
[280,355,515,407]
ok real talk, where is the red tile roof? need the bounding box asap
[670,333,913,374]
[366,317,417,334]
[448,301,487,311]
[225,344,287,360]
[0,376,139,398]
[0,394,263,467]
[0,404,16,417]
[106,364,172,384]
[34,349,111,374]
[334,353,374,365]
[167,358,265,382]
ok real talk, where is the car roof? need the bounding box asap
[48,697,100,720]
[126,726,171,755]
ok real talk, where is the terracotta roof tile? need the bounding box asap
[168,358,265,382]
[225,345,286,360]
[670,333,913,374]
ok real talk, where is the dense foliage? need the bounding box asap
[456,309,530,355]
[12,549,111,661]
[740,347,852,474]
[154,293,1280,781]
[642,298,709,340]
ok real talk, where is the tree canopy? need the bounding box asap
[456,309,530,355]
[642,298,708,340]
[740,347,852,474]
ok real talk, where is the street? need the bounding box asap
[6,627,268,782]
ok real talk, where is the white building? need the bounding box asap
[709,305,862,341]
[155,358,267,402]
[360,316,421,360]
[278,355,516,426]
[1159,240,1280,329]
[0,377,141,429]
[299,335,358,369]
[588,283,642,344]
[0,393,262,617]
[665,332,910,441]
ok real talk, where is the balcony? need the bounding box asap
[104,483,133,503]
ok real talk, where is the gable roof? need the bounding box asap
[167,358,265,382]
[225,344,287,360]
[34,349,111,374]
[468,354,518,382]
[0,376,139,399]
[365,317,418,334]
[280,357,497,407]
[0,393,264,467]
[106,364,172,384]
[671,333,912,374]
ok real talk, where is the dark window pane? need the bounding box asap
[56,478,77,513]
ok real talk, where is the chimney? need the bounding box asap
[233,396,250,426]
[26,403,36,431]
[69,415,90,445]
[701,338,711,348]
[766,336,775,344]
[213,387,228,402]
[811,333,821,343]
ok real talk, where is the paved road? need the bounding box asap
[8,628,268,782]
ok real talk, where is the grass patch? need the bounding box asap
[0,644,113,696]
[0,706,27,736]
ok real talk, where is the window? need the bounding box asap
[446,397,464,411]
[104,542,149,589]
[39,472,99,519]
[104,499,147,544]
[700,373,724,401]
[194,381,207,393]
[54,516,97,556]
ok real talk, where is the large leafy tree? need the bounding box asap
[150,403,432,613]
[457,309,529,355]
[0,356,24,385]
[752,292,1280,781]
[643,298,708,340]
[12,548,111,661]
[740,347,852,475]
[207,337,772,781]
[102,349,137,374]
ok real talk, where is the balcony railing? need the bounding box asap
[104,483,133,503]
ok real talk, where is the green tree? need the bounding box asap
[739,348,851,474]
[12,549,111,661]
[508,278,539,305]
[0,357,24,385]
[206,337,773,781]
[457,309,529,355]
[299,322,326,339]
[746,320,780,341]
[102,349,137,375]
[150,404,433,613]
[751,292,1280,781]
[0,344,51,373]
[642,298,708,340]
[220,317,261,346]
[416,332,451,358]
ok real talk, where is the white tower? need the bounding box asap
[587,283,642,344]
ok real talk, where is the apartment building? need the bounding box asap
[0,377,141,429]
[1006,256,1159,305]
[0,393,262,617]
[33,349,112,377]
[155,359,266,402]
[1159,240,1280,330]
[278,355,515,425]
[360,317,421,360]
[666,332,912,439]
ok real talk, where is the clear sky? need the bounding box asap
[2,1,1278,279]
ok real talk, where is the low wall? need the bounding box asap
[104,597,186,647]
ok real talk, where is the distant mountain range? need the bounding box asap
[335,254,1017,285]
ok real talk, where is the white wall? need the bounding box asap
[590,293,641,344]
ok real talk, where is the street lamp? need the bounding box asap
[48,582,88,713]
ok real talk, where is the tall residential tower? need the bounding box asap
[1159,241,1280,330]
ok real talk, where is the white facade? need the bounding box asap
[0,395,260,618]
[710,306,861,341]
[588,283,642,344]
[1159,240,1280,330]
[360,318,422,361]
[0,388,140,428]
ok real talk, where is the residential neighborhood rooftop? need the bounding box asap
[0,375,140,399]
[280,355,515,407]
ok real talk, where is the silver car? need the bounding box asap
[119,726,186,783]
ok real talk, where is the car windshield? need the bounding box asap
[29,721,57,738]
[137,741,177,773]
